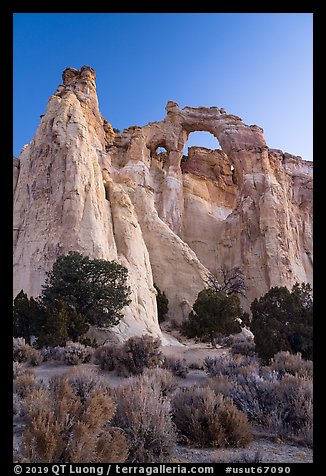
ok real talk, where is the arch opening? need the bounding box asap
[149,141,168,159]
[184,131,221,155]
[149,144,169,172]
[182,130,237,184]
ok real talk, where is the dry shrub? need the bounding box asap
[209,358,313,446]
[13,361,24,379]
[172,386,225,447]
[62,342,93,365]
[65,366,111,403]
[228,371,277,424]
[95,428,128,463]
[13,339,43,366]
[41,345,95,363]
[203,350,313,446]
[171,385,251,448]
[111,374,177,462]
[268,374,313,446]
[13,393,22,416]
[28,348,43,366]
[269,351,313,379]
[13,373,41,400]
[13,362,32,380]
[94,343,121,370]
[142,368,178,396]
[204,353,260,378]
[228,335,256,357]
[13,337,26,359]
[218,399,252,447]
[204,354,273,424]
[40,347,63,362]
[162,355,189,378]
[205,375,233,396]
[20,387,50,420]
[17,375,128,463]
[13,367,36,418]
[114,335,162,376]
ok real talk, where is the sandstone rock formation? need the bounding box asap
[13,66,313,341]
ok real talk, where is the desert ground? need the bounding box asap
[14,331,312,464]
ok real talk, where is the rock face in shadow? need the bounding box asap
[13,66,313,340]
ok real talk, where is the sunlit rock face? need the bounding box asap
[13,66,313,340]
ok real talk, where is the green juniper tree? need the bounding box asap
[181,289,243,343]
[36,299,90,348]
[154,284,169,322]
[249,283,313,362]
[13,290,43,344]
[41,251,131,328]
[13,252,132,347]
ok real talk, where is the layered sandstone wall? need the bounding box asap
[13,66,313,339]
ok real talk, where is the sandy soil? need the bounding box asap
[161,334,228,367]
[172,439,313,463]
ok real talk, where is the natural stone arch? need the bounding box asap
[162,101,268,185]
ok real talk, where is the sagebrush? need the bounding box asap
[16,375,128,463]
[114,335,162,376]
[13,338,42,366]
[202,353,313,446]
[141,367,178,396]
[94,343,120,371]
[111,374,177,462]
[171,385,252,448]
[65,366,111,403]
[163,355,189,378]
[270,351,313,379]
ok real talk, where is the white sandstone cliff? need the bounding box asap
[13,66,313,340]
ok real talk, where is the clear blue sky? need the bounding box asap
[13,13,313,161]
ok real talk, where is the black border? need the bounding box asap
[2,1,319,472]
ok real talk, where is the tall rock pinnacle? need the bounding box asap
[13,66,161,342]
